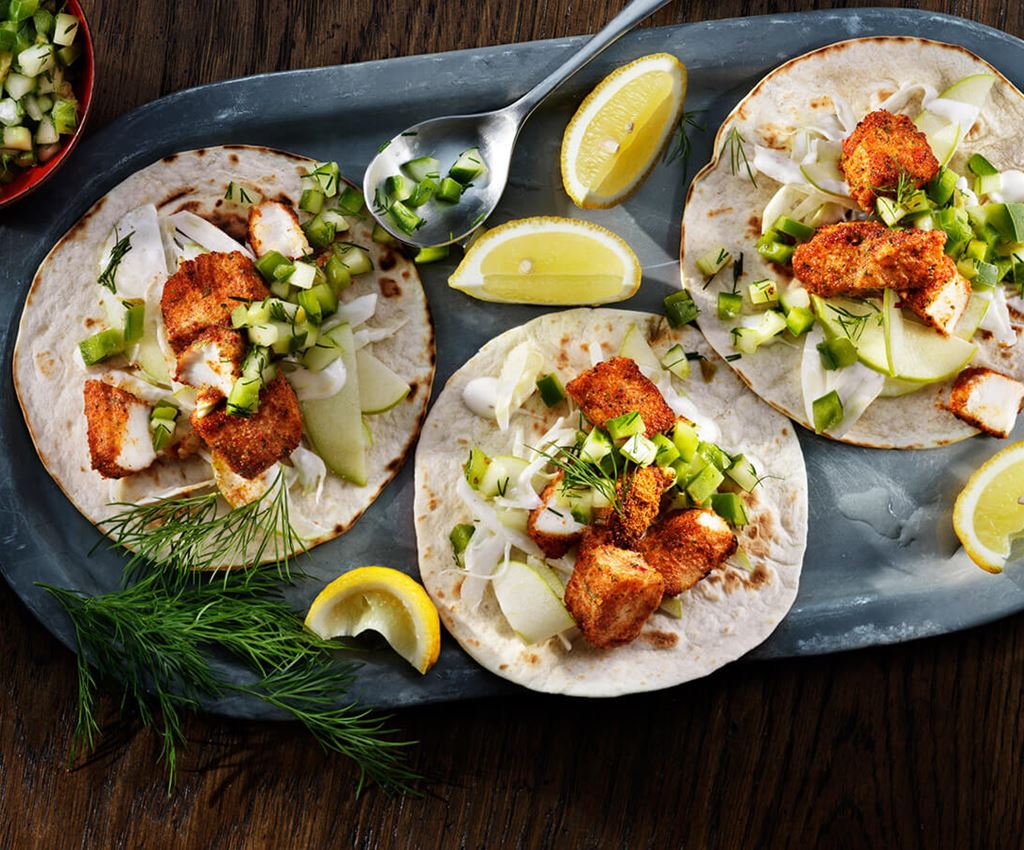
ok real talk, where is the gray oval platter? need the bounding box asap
[2,8,1024,718]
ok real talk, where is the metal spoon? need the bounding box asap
[363,0,674,249]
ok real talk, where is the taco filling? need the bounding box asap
[450,341,768,650]
[15,147,434,565]
[683,39,1024,446]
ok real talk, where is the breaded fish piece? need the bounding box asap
[949,367,1024,438]
[639,509,737,597]
[190,375,302,479]
[610,465,676,549]
[527,473,584,559]
[174,326,247,398]
[161,251,268,353]
[564,541,664,648]
[565,357,675,438]
[793,221,955,298]
[840,109,939,213]
[83,380,156,479]
[899,272,971,335]
[248,200,311,259]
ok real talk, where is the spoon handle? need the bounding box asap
[505,0,675,122]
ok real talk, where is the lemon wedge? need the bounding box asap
[305,566,441,674]
[953,441,1024,573]
[561,52,687,208]
[448,216,641,305]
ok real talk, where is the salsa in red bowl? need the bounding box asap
[0,0,94,210]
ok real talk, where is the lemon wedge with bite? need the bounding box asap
[305,567,441,674]
[448,216,641,305]
[953,442,1024,573]
[561,52,687,208]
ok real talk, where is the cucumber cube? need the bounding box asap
[606,410,644,441]
[671,420,700,462]
[581,428,612,463]
[686,463,724,504]
[620,434,657,466]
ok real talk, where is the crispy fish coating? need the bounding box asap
[564,540,664,648]
[565,357,675,438]
[83,380,156,479]
[527,473,584,559]
[248,200,311,259]
[174,326,247,397]
[840,109,939,213]
[161,251,268,353]
[610,465,676,549]
[949,367,1024,438]
[899,271,971,335]
[792,221,956,297]
[639,509,737,597]
[190,375,302,479]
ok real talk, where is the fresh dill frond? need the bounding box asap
[663,110,705,184]
[724,127,757,188]
[870,163,916,208]
[97,230,135,293]
[531,443,624,515]
[98,472,303,587]
[826,300,882,341]
[40,567,419,794]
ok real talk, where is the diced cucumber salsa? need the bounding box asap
[375,146,488,237]
[0,1,82,183]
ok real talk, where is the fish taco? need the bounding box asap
[682,37,1024,448]
[14,145,434,565]
[414,309,807,696]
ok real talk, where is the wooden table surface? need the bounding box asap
[4,1,1024,847]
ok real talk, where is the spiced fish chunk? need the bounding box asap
[247,200,311,259]
[949,367,1024,438]
[899,272,972,336]
[161,251,269,352]
[639,509,737,597]
[840,110,939,213]
[174,326,247,399]
[792,222,956,298]
[190,375,303,479]
[565,356,675,438]
[564,535,665,649]
[527,473,585,559]
[83,380,157,478]
[610,465,676,549]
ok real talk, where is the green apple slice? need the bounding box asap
[914,74,996,165]
[879,377,926,398]
[885,291,977,383]
[619,322,662,372]
[811,294,890,375]
[356,349,410,414]
[955,290,991,340]
[492,559,575,644]
[301,323,366,485]
[800,141,847,198]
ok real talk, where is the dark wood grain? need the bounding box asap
[3,1,1024,848]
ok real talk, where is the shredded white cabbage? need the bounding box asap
[354,320,407,349]
[321,294,377,331]
[493,342,544,431]
[166,211,253,259]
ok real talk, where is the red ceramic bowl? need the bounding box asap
[0,0,95,210]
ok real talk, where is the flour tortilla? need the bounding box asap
[414,309,807,696]
[14,145,435,559]
[682,37,1024,449]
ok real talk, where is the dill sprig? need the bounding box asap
[41,567,419,794]
[532,443,627,515]
[663,110,705,184]
[98,472,301,584]
[97,229,135,293]
[871,163,915,208]
[827,300,882,341]
[724,126,757,188]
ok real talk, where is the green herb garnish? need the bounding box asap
[97,230,135,293]
[826,300,882,342]
[99,472,301,583]
[664,110,705,185]
[724,126,757,188]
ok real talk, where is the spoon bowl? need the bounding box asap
[362,0,673,249]
[363,109,518,248]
